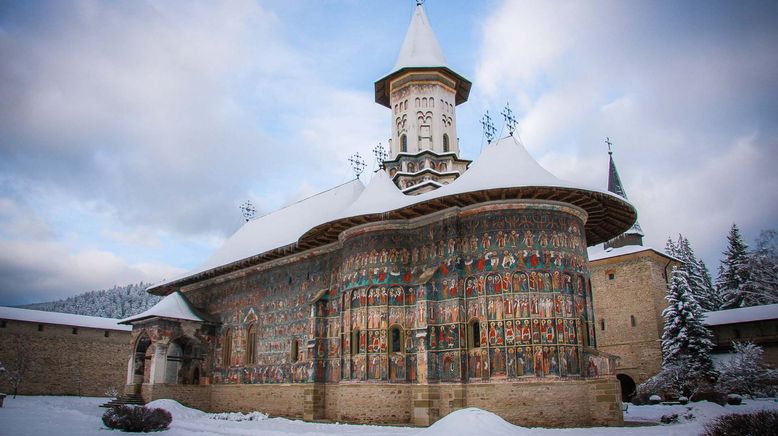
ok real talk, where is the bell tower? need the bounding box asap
[375,2,471,195]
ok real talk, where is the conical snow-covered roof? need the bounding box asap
[375,4,471,107]
[340,169,408,218]
[119,291,210,324]
[417,135,576,197]
[605,151,644,246]
[392,4,448,71]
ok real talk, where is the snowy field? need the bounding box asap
[1,396,777,436]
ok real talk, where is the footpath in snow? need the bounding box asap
[1,395,777,436]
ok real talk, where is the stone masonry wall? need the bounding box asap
[138,379,622,427]
[590,251,676,385]
[0,319,130,396]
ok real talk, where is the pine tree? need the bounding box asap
[740,230,778,306]
[665,234,720,311]
[661,267,715,377]
[716,224,751,309]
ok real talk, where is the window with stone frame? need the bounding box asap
[247,323,257,365]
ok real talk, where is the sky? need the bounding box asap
[0,0,776,305]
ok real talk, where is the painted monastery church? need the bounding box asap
[120,4,640,427]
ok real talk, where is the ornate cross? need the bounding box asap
[501,103,517,136]
[372,143,388,170]
[481,111,496,143]
[348,152,366,179]
[605,137,613,155]
[416,0,424,5]
[239,200,256,222]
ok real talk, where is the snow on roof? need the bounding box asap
[340,170,407,218]
[703,303,778,326]
[414,135,575,198]
[119,291,206,324]
[150,179,364,290]
[0,306,131,331]
[587,244,678,262]
[391,4,448,73]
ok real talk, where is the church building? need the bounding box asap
[121,4,638,427]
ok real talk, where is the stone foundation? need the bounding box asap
[135,377,623,427]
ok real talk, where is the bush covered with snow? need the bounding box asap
[703,409,778,436]
[648,395,662,404]
[102,405,172,432]
[717,342,778,398]
[726,394,742,405]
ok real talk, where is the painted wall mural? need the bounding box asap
[174,202,602,386]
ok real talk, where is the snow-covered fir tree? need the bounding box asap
[666,234,720,311]
[661,267,715,377]
[716,224,751,309]
[20,282,160,318]
[740,230,778,306]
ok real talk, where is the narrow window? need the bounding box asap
[38,324,44,332]
[223,328,232,368]
[469,319,481,348]
[608,273,615,280]
[443,134,450,152]
[734,329,741,339]
[104,330,110,338]
[400,134,408,153]
[291,339,299,363]
[389,326,402,353]
[351,329,361,355]
[600,319,606,331]
[247,324,257,365]
[72,327,78,335]
[630,315,636,327]
[0,320,6,328]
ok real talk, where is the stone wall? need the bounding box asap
[0,319,130,396]
[137,379,623,427]
[590,250,676,385]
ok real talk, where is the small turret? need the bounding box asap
[604,138,644,249]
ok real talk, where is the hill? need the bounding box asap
[20,282,161,319]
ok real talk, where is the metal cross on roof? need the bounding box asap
[372,143,388,170]
[348,152,366,179]
[501,103,517,136]
[605,137,613,155]
[416,0,425,5]
[481,110,497,143]
[239,200,256,222]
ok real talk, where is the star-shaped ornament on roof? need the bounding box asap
[348,152,366,180]
[501,103,518,136]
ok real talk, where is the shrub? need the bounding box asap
[726,394,742,405]
[649,395,662,405]
[678,396,689,405]
[717,342,778,398]
[703,410,778,436]
[660,413,679,424]
[102,405,172,432]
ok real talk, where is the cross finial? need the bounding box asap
[481,111,497,143]
[372,143,388,170]
[416,0,424,6]
[605,137,613,155]
[239,200,256,222]
[501,102,517,136]
[348,152,366,179]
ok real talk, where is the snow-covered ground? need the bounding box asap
[1,395,777,436]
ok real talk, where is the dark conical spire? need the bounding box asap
[604,138,644,249]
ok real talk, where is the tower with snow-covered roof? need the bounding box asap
[376,3,471,194]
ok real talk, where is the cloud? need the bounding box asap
[474,0,778,268]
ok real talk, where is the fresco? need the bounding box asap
[175,203,596,385]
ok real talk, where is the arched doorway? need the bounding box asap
[165,336,203,385]
[131,335,152,385]
[617,373,637,402]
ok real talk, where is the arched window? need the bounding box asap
[290,338,299,363]
[400,134,407,153]
[351,329,361,355]
[223,328,232,368]
[443,134,450,152]
[468,319,481,348]
[247,324,256,365]
[389,326,403,353]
